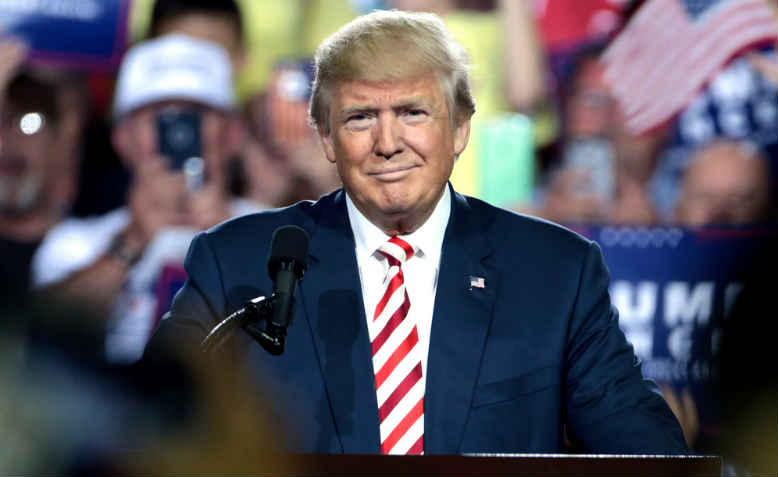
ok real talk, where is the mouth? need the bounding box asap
[368,165,418,181]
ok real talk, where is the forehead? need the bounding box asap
[125,100,224,119]
[332,74,446,108]
[157,13,241,55]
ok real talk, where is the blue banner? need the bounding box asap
[0,0,130,71]
[573,224,775,445]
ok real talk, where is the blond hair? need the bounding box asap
[309,10,475,131]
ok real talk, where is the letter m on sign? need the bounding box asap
[663,281,714,327]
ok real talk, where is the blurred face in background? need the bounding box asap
[674,142,772,226]
[155,13,244,71]
[0,99,63,215]
[112,100,242,192]
[566,59,615,139]
[565,55,665,185]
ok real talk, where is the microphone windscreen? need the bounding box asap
[268,225,310,278]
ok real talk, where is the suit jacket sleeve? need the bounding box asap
[564,241,688,454]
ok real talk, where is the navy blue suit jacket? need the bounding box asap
[155,187,687,454]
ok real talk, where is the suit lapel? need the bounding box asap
[425,188,497,453]
[299,191,381,453]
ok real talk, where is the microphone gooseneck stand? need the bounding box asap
[200,224,310,356]
[200,294,289,356]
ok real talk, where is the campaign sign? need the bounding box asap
[573,225,775,445]
[0,0,130,70]
[153,262,187,330]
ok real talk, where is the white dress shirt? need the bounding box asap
[346,187,451,378]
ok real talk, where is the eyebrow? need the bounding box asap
[339,97,431,116]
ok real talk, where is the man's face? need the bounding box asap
[567,60,615,139]
[676,145,770,226]
[319,74,469,233]
[0,107,60,213]
[157,13,243,70]
[114,101,236,189]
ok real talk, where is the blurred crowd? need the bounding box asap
[1,0,776,474]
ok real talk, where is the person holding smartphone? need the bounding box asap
[31,35,262,364]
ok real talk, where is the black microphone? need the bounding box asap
[257,225,309,355]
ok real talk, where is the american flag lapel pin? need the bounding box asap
[468,275,485,290]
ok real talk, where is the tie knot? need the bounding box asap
[377,236,415,265]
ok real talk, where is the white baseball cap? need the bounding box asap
[113,34,235,118]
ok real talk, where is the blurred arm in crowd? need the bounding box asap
[499,0,547,113]
[0,37,88,307]
[252,62,341,204]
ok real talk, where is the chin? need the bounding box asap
[378,201,413,217]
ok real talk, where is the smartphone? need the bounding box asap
[562,138,615,201]
[156,107,204,189]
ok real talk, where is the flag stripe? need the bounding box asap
[621,12,768,119]
[601,0,777,134]
[629,21,777,129]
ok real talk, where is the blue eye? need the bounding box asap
[344,113,374,129]
[403,109,428,119]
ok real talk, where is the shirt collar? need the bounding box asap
[346,186,451,265]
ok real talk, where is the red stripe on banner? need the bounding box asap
[378,363,422,421]
[381,397,424,453]
[407,434,424,455]
[373,269,404,320]
[371,293,410,356]
[375,327,419,388]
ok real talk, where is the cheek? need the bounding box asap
[406,126,446,156]
[134,116,158,156]
[202,114,223,145]
[22,142,51,172]
[333,133,370,169]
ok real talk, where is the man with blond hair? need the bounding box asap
[153,10,687,455]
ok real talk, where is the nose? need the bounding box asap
[373,114,403,159]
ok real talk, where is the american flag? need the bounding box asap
[601,0,777,135]
[469,276,485,289]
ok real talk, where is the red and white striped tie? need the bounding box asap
[370,236,424,455]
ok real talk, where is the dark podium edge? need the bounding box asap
[263,453,722,477]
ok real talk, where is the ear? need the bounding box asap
[317,125,336,163]
[453,118,471,156]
